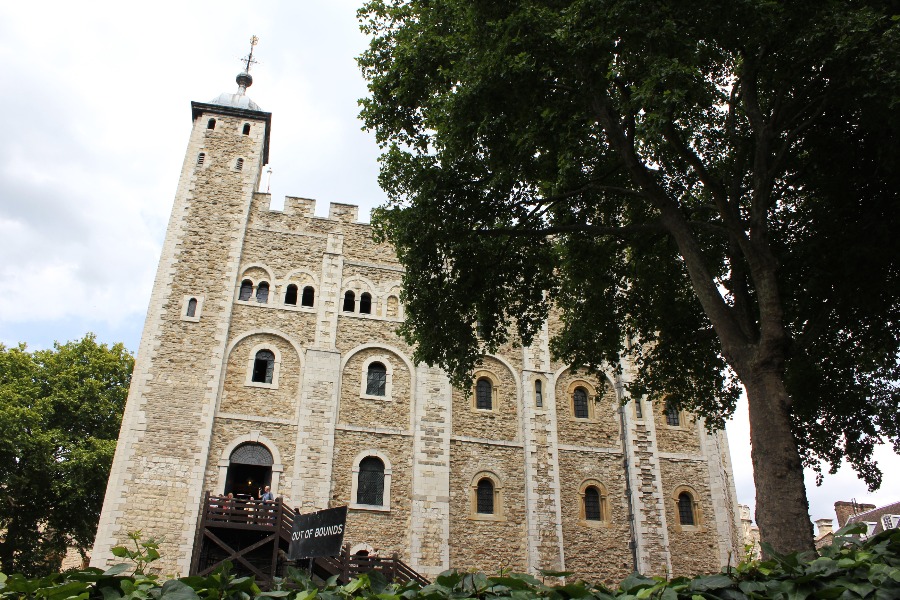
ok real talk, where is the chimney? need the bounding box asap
[834,501,877,527]
[815,518,833,538]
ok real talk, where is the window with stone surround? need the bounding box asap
[672,486,702,531]
[235,157,244,171]
[359,356,394,400]
[301,286,315,307]
[360,292,372,314]
[251,350,275,383]
[664,398,681,427]
[350,451,392,512]
[242,123,251,135]
[239,279,253,301]
[579,480,610,525]
[343,290,356,312]
[197,152,205,166]
[244,344,282,389]
[256,281,269,303]
[566,379,598,421]
[284,284,298,305]
[366,362,387,396]
[207,118,216,130]
[534,379,543,407]
[469,471,504,521]
[471,370,500,413]
[181,295,203,322]
[573,387,589,419]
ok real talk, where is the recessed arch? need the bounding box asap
[215,433,284,496]
[672,485,703,531]
[468,470,504,520]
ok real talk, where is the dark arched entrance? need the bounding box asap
[225,443,273,499]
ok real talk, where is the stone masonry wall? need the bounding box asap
[558,450,632,585]
[452,356,520,442]
[331,430,414,558]
[659,458,720,577]
[555,369,619,449]
[339,347,413,430]
[449,441,528,574]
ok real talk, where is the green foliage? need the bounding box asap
[1,525,899,599]
[0,334,134,576]
[356,0,900,550]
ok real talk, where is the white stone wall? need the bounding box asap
[92,95,742,582]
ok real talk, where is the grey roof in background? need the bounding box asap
[848,500,900,535]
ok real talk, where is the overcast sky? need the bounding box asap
[0,1,895,534]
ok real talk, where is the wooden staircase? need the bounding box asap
[190,492,428,588]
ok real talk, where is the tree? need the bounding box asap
[357,0,900,554]
[0,334,133,575]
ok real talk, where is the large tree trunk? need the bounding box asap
[744,368,815,555]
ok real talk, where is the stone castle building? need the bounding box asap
[91,64,743,583]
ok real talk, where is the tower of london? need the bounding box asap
[91,62,742,583]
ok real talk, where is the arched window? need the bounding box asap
[366,362,387,396]
[534,380,543,407]
[207,118,216,130]
[235,158,244,171]
[356,457,385,506]
[678,492,695,526]
[197,152,205,166]
[256,281,269,303]
[239,279,253,301]
[252,350,275,384]
[343,290,356,312]
[476,378,492,410]
[360,292,372,314]
[573,387,589,419]
[301,286,315,307]
[665,401,680,426]
[230,443,273,466]
[242,123,251,135]
[284,284,298,305]
[476,478,494,514]
[584,486,602,521]
[186,298,197,318]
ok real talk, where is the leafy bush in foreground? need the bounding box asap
[0,525,897,599]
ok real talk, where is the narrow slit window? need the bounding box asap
[235,158,244,171]
[476,478,494,514]
[207,118,216,130]
[360,292,372,314]
[197,152,205,166]
[239,279,253,301]
[357,457,385,506]
[256,281,269,303]
[242,123,251,135]
[284,284,298,305]
[476,378,492,410]
[186,298,197,317]
[678,492,695,526]
[535,380,543,407]
[573,387,589,419]
[366,362,387,396]
[343,291,356,312]
[301,286,315,307]
[252,350,275,384]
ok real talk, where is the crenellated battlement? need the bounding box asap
[251,193,369,226]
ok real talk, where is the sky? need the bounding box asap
[0,1,895,535]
